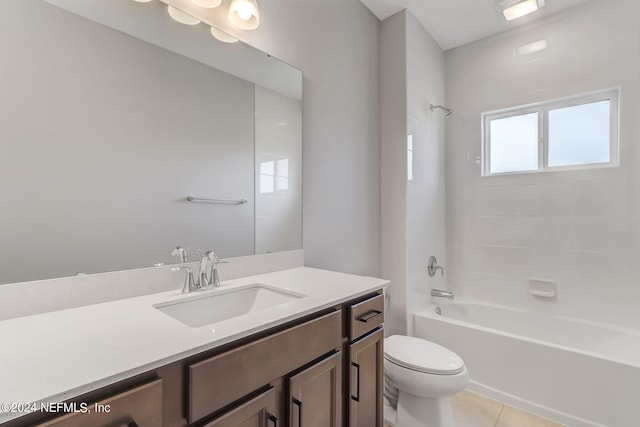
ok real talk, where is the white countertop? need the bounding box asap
[0,267,388,423]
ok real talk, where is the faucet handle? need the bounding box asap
[427,256,444,277]
[171,246,190,263]
[171,266,197,293]
[206,251,228,266]
[206,252,228,287]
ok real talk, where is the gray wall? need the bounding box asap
[219,0,382,276]
[380,10,446,335]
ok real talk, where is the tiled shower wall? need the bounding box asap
[445,0,640,327]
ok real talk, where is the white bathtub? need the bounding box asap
[414,302,640,427]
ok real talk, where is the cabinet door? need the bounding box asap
[33,379,162,427]
[349,329,383,427]
[289,351,342,427]
[202,387,278,427]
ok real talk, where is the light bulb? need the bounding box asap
[229,0,259,30]
[236,6,253,21]
[167,6,201,26]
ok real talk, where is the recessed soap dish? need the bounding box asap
[529,279,556,298]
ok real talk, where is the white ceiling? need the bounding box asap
[360,0,592,51]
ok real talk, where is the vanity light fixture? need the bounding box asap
[500,0,545,21]
[211,27,239,43]
[228,0,260,30]
[191,0,222,8]
[167,5,201,25]
[136,0,260,39]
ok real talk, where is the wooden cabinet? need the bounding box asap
[288,351,342,427]
[188,311,342,423]
[33,379,163,427]
[347,294,384,341]
[7,290,384,427]
[348,329,384,427]
[344,292,384,427]
[201,388,278,427]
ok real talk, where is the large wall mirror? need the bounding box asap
[0,0,302,285]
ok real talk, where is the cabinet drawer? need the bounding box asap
[349,294,384,341]
[34,379,162,427]
[188,310,342,423]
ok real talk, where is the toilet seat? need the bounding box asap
[384,335,464,375]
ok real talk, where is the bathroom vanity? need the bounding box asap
[0,268,387,427]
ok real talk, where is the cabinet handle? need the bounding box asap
[267,413,278,426]
[357,310,383,323]
[351,362,360,402]
[292,398,303,427]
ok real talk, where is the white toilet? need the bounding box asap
[384,335,469,427]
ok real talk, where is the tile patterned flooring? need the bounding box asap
[452,390,564,427]
[385,390,565,427]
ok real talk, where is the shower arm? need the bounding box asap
[429,104,454,117]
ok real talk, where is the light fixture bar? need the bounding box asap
[191,0,222,8]
[167,5,201,25]
[211,27,239,43]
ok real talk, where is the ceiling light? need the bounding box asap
[518,39,548,55]
[229,0,260,30]
[210,27,239,43]
[501,0,545,21]
[167,5,201,25]
[191,0,222,8]
[133,0,153,2]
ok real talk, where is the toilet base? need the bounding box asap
[396,390,454,427]
[384,399,397,426]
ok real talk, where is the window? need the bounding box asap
[259,158,290,194]
[482,89,618,175]
[407,135,414,182]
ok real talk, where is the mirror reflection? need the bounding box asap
[0,0,302,285]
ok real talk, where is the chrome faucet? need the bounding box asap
[204,251,227,288]
[431,289,454,300]
[427,256,444,277]
[171,266,198,294]
[171,246,189,263]
[171,248,227,293]
[198,250,212,287]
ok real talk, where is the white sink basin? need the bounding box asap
[154,284,305,327]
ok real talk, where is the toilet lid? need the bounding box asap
[384,335,465,375]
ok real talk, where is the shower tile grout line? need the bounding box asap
[493,403,505,427]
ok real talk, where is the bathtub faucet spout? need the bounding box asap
[431,288,454,300]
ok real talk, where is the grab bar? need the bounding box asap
[186,196,248,205]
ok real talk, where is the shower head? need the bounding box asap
[429,104,454,118]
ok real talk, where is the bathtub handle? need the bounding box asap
[351,362,361,402]
[357,310,383,323]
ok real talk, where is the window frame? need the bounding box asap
[481,88,619,176]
